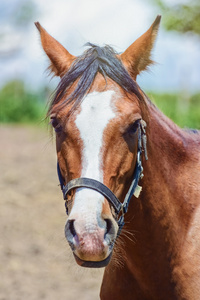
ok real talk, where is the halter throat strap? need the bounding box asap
[57,120,148,232]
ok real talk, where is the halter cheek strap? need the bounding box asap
[57,120,148,234]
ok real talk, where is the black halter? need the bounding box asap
[57,120,148,234]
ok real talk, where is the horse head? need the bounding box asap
[35,16,161,267]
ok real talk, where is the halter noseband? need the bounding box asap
[57,120,148,234]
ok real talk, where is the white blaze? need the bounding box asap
[76,90,115,180]
[70,90,116,225]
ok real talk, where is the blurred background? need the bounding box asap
[0,0,200,127]
[0,0,199,299]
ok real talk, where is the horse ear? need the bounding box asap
[120,15,161,79]
[35,22,75,77]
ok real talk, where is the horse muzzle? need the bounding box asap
[65,214,117,268]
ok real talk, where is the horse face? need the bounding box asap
[51,80,142,266]
[36,16,160,266]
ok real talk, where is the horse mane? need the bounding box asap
[48,43,144,114]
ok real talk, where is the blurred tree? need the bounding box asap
[152,0,200,36]
[0,80,46,123]
[13,1,37,26]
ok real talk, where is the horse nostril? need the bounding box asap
[68,219,76,237]
[105,218,113,236]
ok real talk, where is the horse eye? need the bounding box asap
[50,117,62,133]
[127,120,140,134]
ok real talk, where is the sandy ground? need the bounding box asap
[0,125,104,300]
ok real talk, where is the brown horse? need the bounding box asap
[35,16,200,299]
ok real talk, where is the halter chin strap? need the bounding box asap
[57,120,148,234]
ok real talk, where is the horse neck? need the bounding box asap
[118,101,200,290]
[138,101,197,244]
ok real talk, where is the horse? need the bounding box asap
[35,16,200,299]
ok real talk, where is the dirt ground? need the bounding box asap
[0,125,104,300]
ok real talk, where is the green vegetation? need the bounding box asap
[0,80,199,129]
[151,0,200,36]
[148,92,200,129]
[0,80,48,124]
[143,0,200,129]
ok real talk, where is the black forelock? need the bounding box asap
[48,43,143,114]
